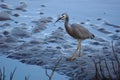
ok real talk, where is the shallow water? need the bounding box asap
[0,56,68,80]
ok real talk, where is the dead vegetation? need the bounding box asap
[0,67,30,80]
[45,57,62,80]
[0,67,16,80]
[90,41,120,80]
[0,57,62,80]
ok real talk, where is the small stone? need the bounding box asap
[80,22,85,24]
[13,13,20,17]
[56,46,61,49]
[96,18,102,21]
[116,30,120,33]
[40,12,44,15]
[3,31,9,35]
[14,21,19,23]
[40,5,46,7]
[92,41,100,45]
[20,59,26,63]
[30,40,40,44]
[88,55,92,57]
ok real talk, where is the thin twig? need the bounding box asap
[45,57,62,80]
[111,41,120,67]
[2,67,5,80]
[10,67,16,80]
[89,57,101,80]
[98,57,105,79]
[45,68,50,78]
[25,76,29,80]
[111,60,119,80]
[0,67,2,80]
[0,67,5,80]
[111,41,120,80]
[104,59,112,80]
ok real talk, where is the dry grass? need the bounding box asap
[90,41,120,80]
[0,67,29,80]
[45,57,62,80]
[0,57,62,80]
[0,67,16,80]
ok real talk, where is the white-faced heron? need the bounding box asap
[55,13,94,61]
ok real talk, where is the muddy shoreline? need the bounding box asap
[0,0,120,80]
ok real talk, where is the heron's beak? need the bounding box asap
[55,17,62,23]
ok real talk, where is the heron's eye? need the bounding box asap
[62,14,66,18]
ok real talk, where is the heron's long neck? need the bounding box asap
[64,17,73,36]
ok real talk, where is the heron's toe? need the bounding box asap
[78,53,82,57]
[66,57,75,61]
[78,55,81,57]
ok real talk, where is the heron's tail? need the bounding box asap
[91,34,95,39]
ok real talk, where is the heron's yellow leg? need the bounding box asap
[67,39,81,61]
[78,41,82,57]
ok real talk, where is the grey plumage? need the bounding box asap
[55,13,94,61]
[70,24,94,39]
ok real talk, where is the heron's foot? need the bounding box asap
[66,57,75,61]
[78,53,82,57]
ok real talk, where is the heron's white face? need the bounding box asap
[60,14,67,20]
[55,13,68,23]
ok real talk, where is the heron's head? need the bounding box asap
[55,13,68,23]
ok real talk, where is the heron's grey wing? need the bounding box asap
[71,23,93,39]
